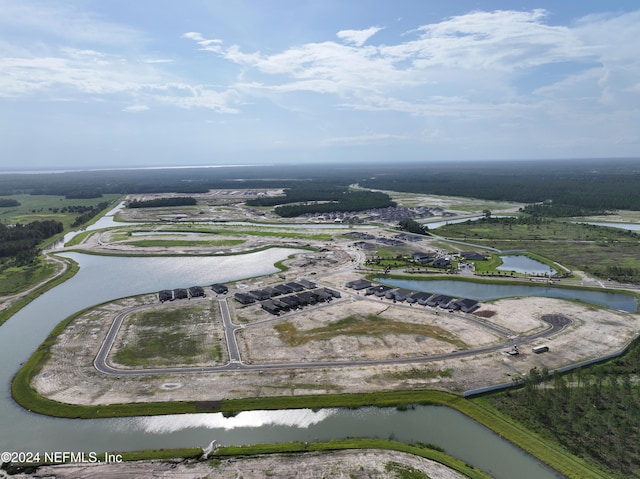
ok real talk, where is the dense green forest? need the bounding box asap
[246,185,347,207]
[520,202,609,217]
[398,218,430,235]
[1,158,639,213]
[127,197,197,208]
[489,340,640,477]
[0,199,20,207]
[273,190,395,217]
[70,201,111,227]
[0,221,63,265]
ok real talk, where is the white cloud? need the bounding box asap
[182,8,613,113]
[336,26,383,47]
[322,133,405,146]
[0,0,143,46]
[182,32,224,52]
[123,104,149,112]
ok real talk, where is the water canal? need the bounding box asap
[0,252,565,478]
[377,278,637,313]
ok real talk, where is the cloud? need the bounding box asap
[123,104,149,112]
[182,31,224,52]
[0,0,143,46]
[336,26,383,47]
[322,133,405,146]
[178,5,640,154]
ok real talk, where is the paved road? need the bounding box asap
[93,297,571,377]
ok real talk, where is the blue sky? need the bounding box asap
[1,1,639,169]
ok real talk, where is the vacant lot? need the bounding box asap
[110,300,226,368]
[1,449,469,479]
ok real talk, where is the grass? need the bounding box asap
[437,219,640,280]
[0,261,59,295]
[0,255,79,327]
[144,225,334,242]
[123,239,245,247]
[0,194,121,230]
[111,304,219,367]
[274,314,467,349]
[113,331,200,366]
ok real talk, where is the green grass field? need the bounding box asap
[275,314,467,348]
[437,219,640,280]
[112,302,224,367]
[123,239,245,248]
[0,194,121,229]
[0,261,59,295]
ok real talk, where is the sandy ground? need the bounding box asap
[1,449,468,479]
[32,277,640,406]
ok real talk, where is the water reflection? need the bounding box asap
[496,255,556,275]
[135,409,338,433]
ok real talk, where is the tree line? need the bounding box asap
[272,190,396,217]
[0,221,63,265]
[2,158,640,213]
[398,218,430,235]
[246,185,347,207]
[520,202,608,217]
[70,201,111,227]
[0,199,20,207]
[127,197,197,208]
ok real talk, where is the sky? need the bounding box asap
[1,0,640,170]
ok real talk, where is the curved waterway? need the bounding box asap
[0,252,563,478]
[377,278,637,313]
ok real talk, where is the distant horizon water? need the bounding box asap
[0,164,268,175]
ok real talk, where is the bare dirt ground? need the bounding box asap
[1,449,468,479]
[32,270,639,406]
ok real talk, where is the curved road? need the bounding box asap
[93,296,571,377]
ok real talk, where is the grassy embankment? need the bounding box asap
[0,256,79,327]
[2,440,490,479]
[214,438,492,479]
[0,261,59,296]
[122,239,245,248]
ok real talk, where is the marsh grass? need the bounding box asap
[275,314,466,348]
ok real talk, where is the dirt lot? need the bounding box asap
[1,449,468,479]
[32,275,640,406]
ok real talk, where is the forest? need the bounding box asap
[0,199,20,207]
[272,190,395,217]
[1,158,639,214]
[489,339,640,477]
[0,220,63,265]
[245,185,347,207]
[127,197,197,208]
[520,202,609,217]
